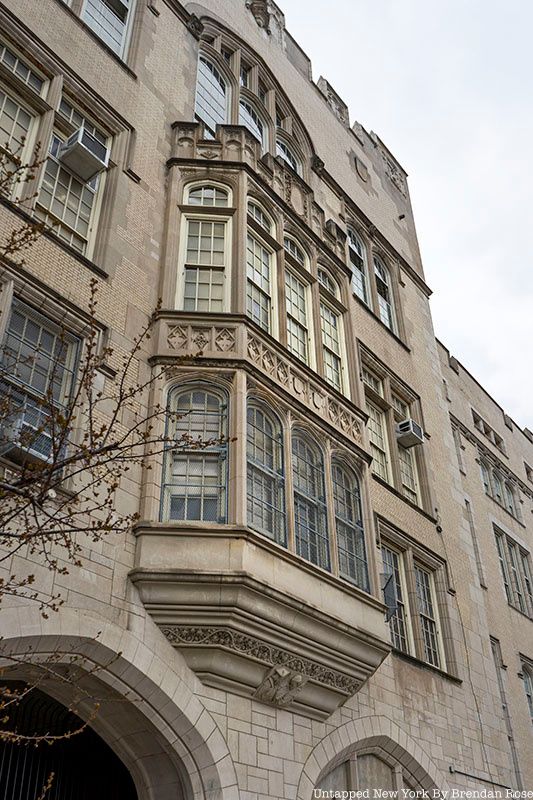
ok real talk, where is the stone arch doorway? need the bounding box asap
[0,684,138,800]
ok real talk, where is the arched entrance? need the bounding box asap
[0,684,138,799]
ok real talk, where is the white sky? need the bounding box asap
[280,0,532,429]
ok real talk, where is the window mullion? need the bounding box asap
[284,416,296,554]
[323,444,339,577]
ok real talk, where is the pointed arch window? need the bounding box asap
[373,256,396,332]
[195,56,229,137]
[162,386,227,523]
[332,462,369,590]
[248,200,272,233]
[276,138,302,175]
[239,100,266,152]
[246,402,285,544]
[347,229,369,305]
[292,433,330,571]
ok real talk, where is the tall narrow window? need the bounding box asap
[181,184,230,313]
[492,470,503,504]
[0,89,33,185]
[381,544,410,654]
[398,444,419,504]
[523,667,533,723]
[246,233,272,331]
[507,540,527,614]
[195,56,228,137]
[292,434,330,571]
[285,272,310,363]
[414,564,442,668]
[81,0,135,57]
[0,299,79,461]
[367,402,389,481]
[373,256,396,332]
[495,531,513,605]
[239,100,266,152]
[247,403,285,545]
[347,229,369,304]
[320,302,343,391]
[162,387,227,523]
[332,463,368,590]
[276,139,301,175]
[480,460,491,494]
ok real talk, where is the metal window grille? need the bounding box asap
[246,404,285,545]
[332,463,368,591]
[381,545,410,654]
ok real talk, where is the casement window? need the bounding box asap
[276,138,302,175]
[522,664,533,723]
[195,56,229,137]
[361,351,425,508]
[161,386,227,523]
[80,0,136,58]
[373,256,396,333]
[239,100,266,152]
[347,228,369,305]
[285,271,311,364]
[246,234,273,331]
[246,402,285,544]
[0,88,34,186]
[179,183,231,313]
[480,457,521,521]
[0,298,79,462]
[366,402,390,482]
[381,537,445,669]
[332,462,369,591]
[292,433,330,571]
[495,528,533,617]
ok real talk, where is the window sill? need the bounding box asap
[390,648,461,683]
[0,198,109,279]
[505,601,533,623]
[352,292,411,352]
[372,472,437,523]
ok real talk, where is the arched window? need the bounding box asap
[187,184,229,207]
[332,462,369,591]
[317,751,428,793]
[247,402,285,544]
[504,482,518,517]
[523,666,533,723]
[317,268,338,297]
[480,460,491,494]
[180,183,231,312]
[347,228,369,305]
[292,433,330,570]
[239,100,267,152]
[276,138,302,175]
[246,233,273,331]
[161,386,227,523]
[195,56,229,137]
[492,470,503,504]
[248,199,272,233]
[283,235,306,266]
[373,256,396,332]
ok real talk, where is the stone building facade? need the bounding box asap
[0,0,531,797]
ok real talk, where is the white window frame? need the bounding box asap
[81,0,136,59]
[347,228,370,306]
[366,401,390,482]
[284,269,314,368]
[373,255,397,333]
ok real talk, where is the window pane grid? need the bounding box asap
[188,185,229,206]
[246,406,285,545]
[382,546,409,654]
[348,230,368,303]
[398,445,418,504]
[332,464,368,591]
[35,135,97,254]
[367,403,389,481]
[320,303,342,390]
[247,201,271,232]
[285,272,308,362]
[162,389,227,523]
[415,565,441,667]
[292,437,330,571]
[246,234,271,331]
[374,257,395,331]
[0,43,43,93]
[276,139,301,174]
[82,0,131,55]
[239,100,265,150]
[0,90,32,154]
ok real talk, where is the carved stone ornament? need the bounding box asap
[186,14,204,38]
[161,625,359,693]
[254,666,308,706]
[381,151,407,197]
[246,0,271,30]
[311,154,325,175]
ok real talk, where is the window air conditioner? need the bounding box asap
[0,409,54,462]
[58,127,109,182]
[396,418,424,448]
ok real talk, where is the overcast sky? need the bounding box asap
[281,0,532,429]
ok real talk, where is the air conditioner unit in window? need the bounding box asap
[0,409,54,463]
[396,418,424,448]
[58,127,109,182]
